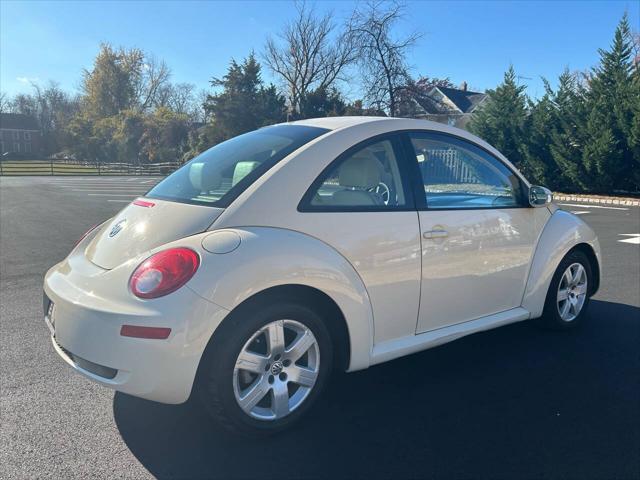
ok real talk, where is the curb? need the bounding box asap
[553,193,640,207]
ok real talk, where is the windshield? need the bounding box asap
[146,124,329,207]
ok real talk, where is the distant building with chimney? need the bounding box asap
[408,82,487,129]
[0,113,41,156]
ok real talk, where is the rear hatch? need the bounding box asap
[85,198,223,270]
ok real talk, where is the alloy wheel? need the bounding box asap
[557,262,588,322]
[232,319,320,421]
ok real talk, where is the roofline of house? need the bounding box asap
[428,86,464,113]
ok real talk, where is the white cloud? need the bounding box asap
[16,76,39,84]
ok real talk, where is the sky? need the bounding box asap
[1,0,638,101]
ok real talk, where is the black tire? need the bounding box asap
[537,249,593,330]
[196,298,333,436]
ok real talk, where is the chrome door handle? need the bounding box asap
[423,229,449,239]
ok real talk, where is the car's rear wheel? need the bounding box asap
[538,250,593,329]
[197,300,332,436]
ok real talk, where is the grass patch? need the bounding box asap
[0,161,103,175]
[0,160,177,176]
[0,161,148,176]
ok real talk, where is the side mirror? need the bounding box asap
[529,185,553,207]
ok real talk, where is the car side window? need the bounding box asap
[408,132,525,209]
[306,138,408,210]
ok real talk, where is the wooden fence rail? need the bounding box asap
[0,160,181,176]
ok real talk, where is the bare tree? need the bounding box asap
[7,92,37,116]
[30,81,80,154]
[264,1,354,115]
[0,92,10,114]
[171,83,196,114]
[347,0,420,116]
[134,54,171,111]
[195,88,210,123]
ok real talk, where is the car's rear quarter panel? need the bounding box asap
[186,227,375,371]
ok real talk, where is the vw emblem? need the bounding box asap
[270,361,284,376]
[109,219,127,238]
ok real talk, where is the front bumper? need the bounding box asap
[43,252,229,404]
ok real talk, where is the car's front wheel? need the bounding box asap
[538,249,593,329]
[198,300,332,436]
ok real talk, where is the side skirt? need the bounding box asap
[370,307,530,366]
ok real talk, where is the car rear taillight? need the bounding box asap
[130,248,200,299]
[74,224,99,249]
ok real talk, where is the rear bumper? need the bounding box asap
[44,259,229,404]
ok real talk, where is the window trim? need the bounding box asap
[399,130,530,211]
[297,132,417,213]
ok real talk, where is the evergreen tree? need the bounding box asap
[139,107,190,163]
[204,54,286,140]
[626,27,640,190]
[469,66,545,181]
[343,99,385,116]
[548,70,591,191]
[521,81,555,187]
[582,13,639,192]
[298,87,346,119]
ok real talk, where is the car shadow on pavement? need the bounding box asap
[113,300,639,480]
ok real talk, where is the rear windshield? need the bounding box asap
[146,124,329,207]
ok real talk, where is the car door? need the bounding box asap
[404,131,547,334]
[297,134,422,345]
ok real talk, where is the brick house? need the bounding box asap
[0,113,41,156]
[410,82,487,129]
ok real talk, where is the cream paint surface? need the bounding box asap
[42,118,603,405]
[416,207,549,333]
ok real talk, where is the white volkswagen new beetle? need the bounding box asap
[44,117,601,434]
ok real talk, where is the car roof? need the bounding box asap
[287,116,446,131]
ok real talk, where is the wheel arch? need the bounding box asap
[569,243,600,295]
[187,227,375,373]
[522,210,601,318]
[214,284,351,371]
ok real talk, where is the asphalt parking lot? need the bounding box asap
[1,176,639,479]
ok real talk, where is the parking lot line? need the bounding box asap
[52,183,155,187]
[68,188,150,192]
[87,193,140,197]
[50,179,156,182]
[47,181,159,185]
[47,179,159,182]
[618,234,640,245]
